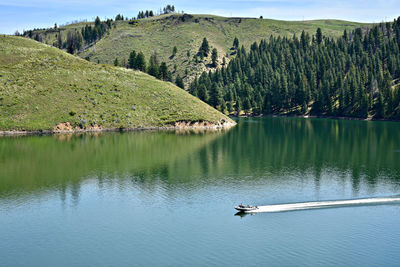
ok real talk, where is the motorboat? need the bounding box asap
[234,204,258,212]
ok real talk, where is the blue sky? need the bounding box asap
[1,0,399,34]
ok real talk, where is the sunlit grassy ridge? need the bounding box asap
[0,35,232,131]
[33,14,368,84]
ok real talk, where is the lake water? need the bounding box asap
[1,117,400,266]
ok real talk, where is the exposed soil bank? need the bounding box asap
[0,120,236,136]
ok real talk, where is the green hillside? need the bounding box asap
[27,14,369,85]
[0,35,233,132]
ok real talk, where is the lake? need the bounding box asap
[1,117,400,266]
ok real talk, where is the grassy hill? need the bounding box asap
[29,14,369,85]
[0,35,233,132]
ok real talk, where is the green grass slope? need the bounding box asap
[0,35,232,131]
[32,14,369,85]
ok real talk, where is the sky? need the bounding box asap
[1,0,399,34]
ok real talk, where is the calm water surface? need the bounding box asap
[1,117,400,266]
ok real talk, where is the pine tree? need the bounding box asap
[57,32,63,49]
[172,46,177,57]
[159,62,168,80]
[147,53,160,79]
[175,74,184,89]
[66,31,81,54]
[216,100,225,113]
[227,101,233,113]
[95,16,101,27]
[209,83,223,107]
[235,99,242,115]
[374,93,384,118]
[316,28,323,45]
[135,52,146,71]
[199,37,210,57]
[233,37,239,50]
[128,50,137,69]
[198,84,209,102]
[343,29,348,41]
[211,48,218,67]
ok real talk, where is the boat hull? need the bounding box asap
[234,206,258,212]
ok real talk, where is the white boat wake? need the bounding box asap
[246,197,400,213]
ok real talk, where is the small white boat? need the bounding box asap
[235,204,258,212]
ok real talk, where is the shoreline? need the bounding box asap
[3,113,399,136]
[236,113,400,122]
[0,120,237,136]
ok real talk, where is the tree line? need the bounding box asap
[189,18,400,119]
[22,4,178,53]
[137,10,154,19]
[115,50,184,89]
[137,5,175,19]
[24,16,112,54]
[64,16,112,54]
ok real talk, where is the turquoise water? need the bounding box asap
[1,117,400,266]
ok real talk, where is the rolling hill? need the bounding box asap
[0,35,234,132]
[26,13,369,85]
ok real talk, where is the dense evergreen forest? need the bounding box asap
[190,17,400,119]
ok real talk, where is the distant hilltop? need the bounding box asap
[21,12,369,87]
